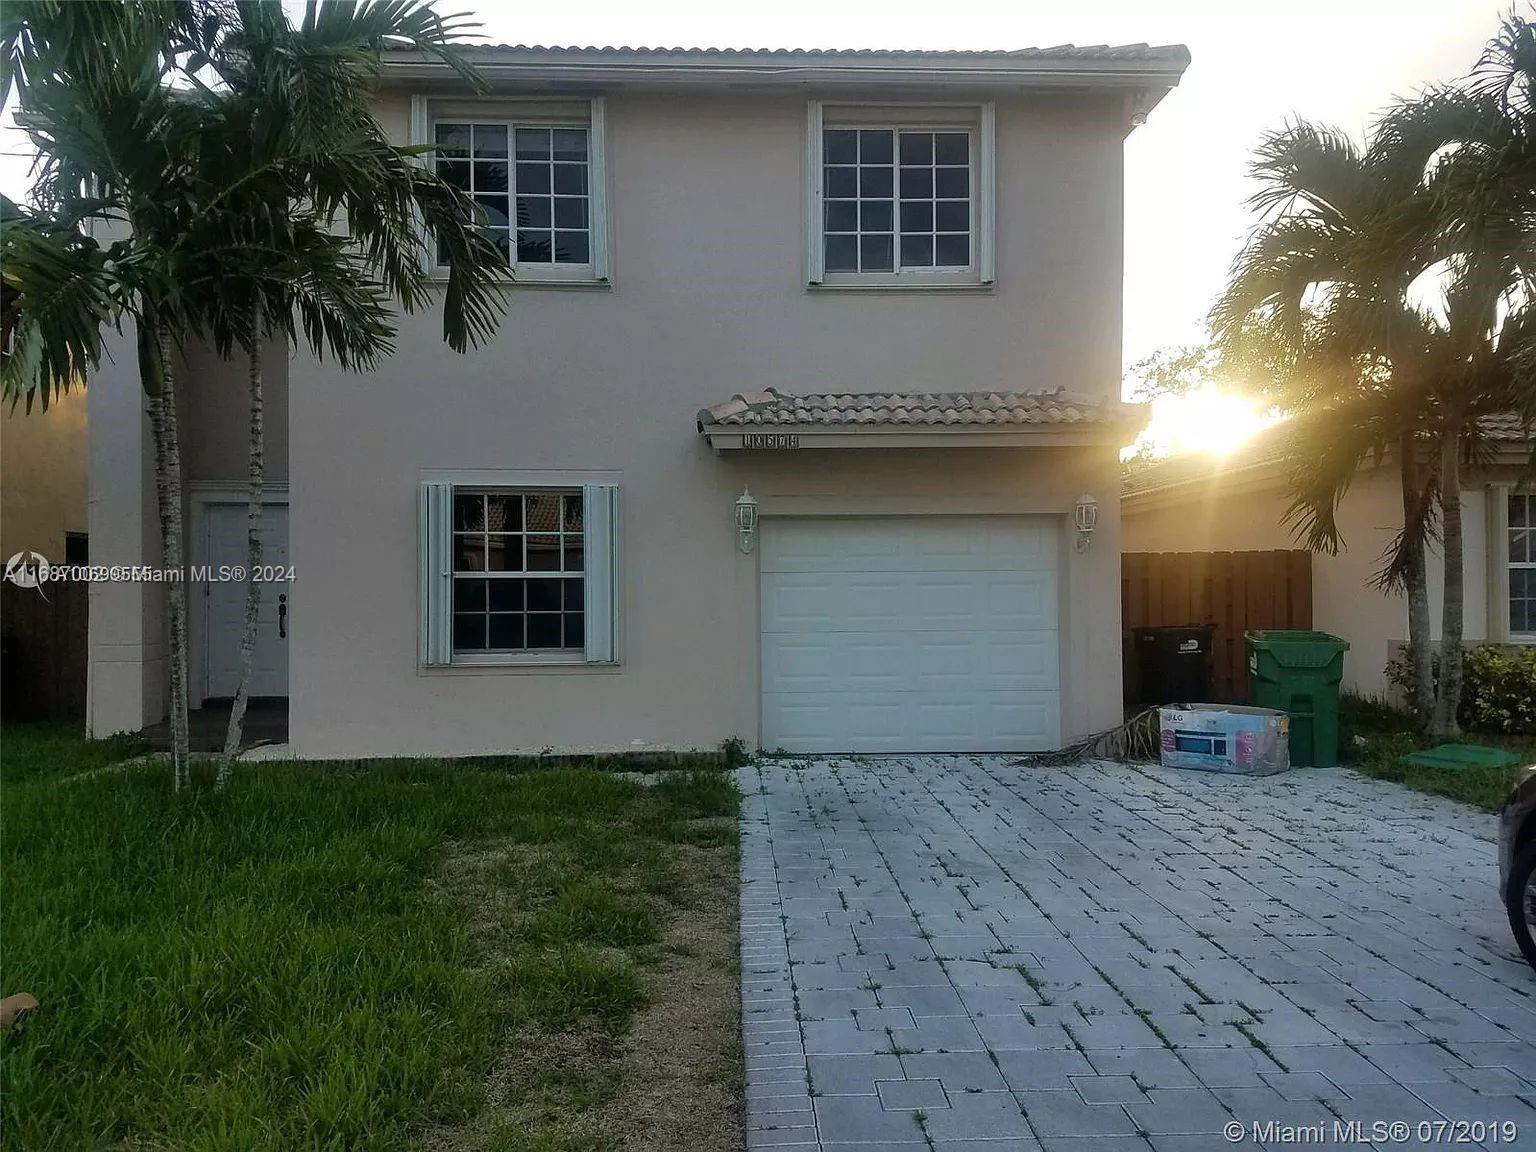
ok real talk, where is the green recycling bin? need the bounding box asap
[1245,630,1350,768]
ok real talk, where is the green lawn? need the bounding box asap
[1340,695,1536,812]
[0,725,741,1151]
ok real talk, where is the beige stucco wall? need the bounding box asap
[1,387,88,562]
[84,322,165,734]
[180,338,290,488]
[281,87,1130,757]
[1123,463,1517,700]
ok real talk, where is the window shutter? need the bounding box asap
[583,483,620,663]
[978,102,996,285]
[409,95,433,271]
[805,100,825,284]
[419,482,453,666]
[1488,484,1512,642]
[589,97,611,281]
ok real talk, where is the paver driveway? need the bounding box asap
[739,756,1536,1151]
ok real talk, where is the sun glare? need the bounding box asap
[1129,384,1280,460]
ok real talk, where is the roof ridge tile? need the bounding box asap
[698,388,1140,429]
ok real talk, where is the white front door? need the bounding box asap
[204,503,289,699]
[760,516,1061,753]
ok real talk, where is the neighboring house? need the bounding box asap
[1,389,90,721]
[1,388,88,565]
[85,43,1189,756]
[1121,416,1534,700]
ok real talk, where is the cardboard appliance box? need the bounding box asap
[1158,704,1290,775]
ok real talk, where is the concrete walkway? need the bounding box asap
[738,756,1536,1151]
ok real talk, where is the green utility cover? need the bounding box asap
[1399,744,1524,773]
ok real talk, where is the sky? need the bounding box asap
[0,0,1511,380]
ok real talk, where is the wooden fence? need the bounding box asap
[1,580,87,721]
[1122,550,1312,703]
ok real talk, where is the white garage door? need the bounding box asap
[760,517,1060,753]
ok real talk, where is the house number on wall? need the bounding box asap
[741,434,800,449]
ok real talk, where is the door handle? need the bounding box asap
[278,594,288,639]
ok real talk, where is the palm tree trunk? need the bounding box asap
[219,317,264,783]
[1398,431,1434,724]
[1430,423,1466,739]
[144,323,191,789]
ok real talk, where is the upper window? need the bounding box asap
[1511,492,1534,638]
[807,103,995,288]
[823,128,972,274]
[434,123,592,268]
[414,96,607,283]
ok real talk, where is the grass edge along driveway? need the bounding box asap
[1340,694,1536,812]
[1,726,743,1151]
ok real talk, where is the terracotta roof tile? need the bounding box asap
[1483,411,1533,441]
[698,388,1137,430]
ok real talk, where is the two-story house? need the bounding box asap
[84,44,1189,758]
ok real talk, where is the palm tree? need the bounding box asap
[1214,16,1536,737]
[1,0,508,784]
[4,2,226,786]
[1211,122,1443,725]
[1370,16,1536,736]
[159,0,509,770]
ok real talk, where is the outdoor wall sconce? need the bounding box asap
[1073,493,1099,553]
[735,488,759,554]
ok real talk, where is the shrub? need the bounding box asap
[1386,644,1536,734]
[1338,692,1416,760]
[721,736,751,768]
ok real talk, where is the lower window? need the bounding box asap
[451,489,584,655]
[421,478,617,667]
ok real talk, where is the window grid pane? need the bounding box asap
[824,127,972,274]
[452,490,585,653]
[1512,493,1536,634]
[512,126,591,265]
[822,129,894,273]
[897,130,970,270]
[435,123,510,265]
[436,122,591,268]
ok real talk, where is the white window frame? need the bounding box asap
[806,101,995,289]
[420,472,619,669]
[411,96,610,285]
[1507,488,1536,642]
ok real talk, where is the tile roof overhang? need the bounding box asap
[697,388,1145,451]
[379,43,1190,100]
[1483,411,1535,443]
[1121,413,1534,506]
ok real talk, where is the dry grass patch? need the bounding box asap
[427,780,742,1152]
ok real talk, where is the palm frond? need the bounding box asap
[1471,12,1536,120]
[1278,401,1398,554]
[1247,121,1367,222]
[0,196,120,409]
